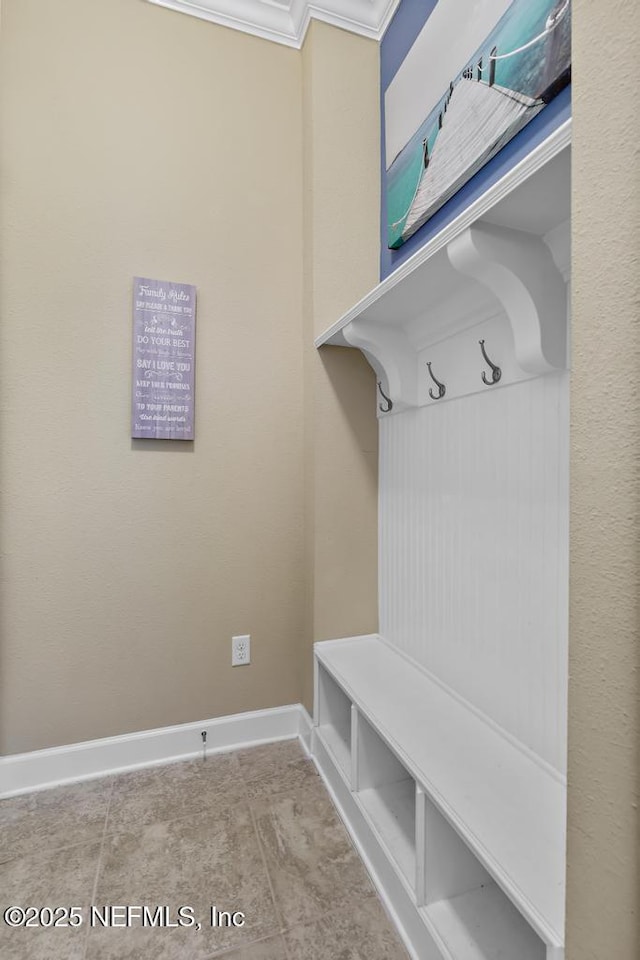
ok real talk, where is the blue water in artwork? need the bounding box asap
[386,0,571,249]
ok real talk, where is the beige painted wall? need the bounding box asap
[2,0,639,952]
[301,22,380,713]
[0,2,380,756]
[568,2,640,957]
[0,0,306,753]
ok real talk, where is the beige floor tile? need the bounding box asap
[0,779,112,863]
[244,758,321,803]
[237,741,321,802]
[211,933,288,959]
[0,841,101,960]
[0,744,409,960]
[235,740,306,782]
[85,805,278,959]
[252,785,375,929]
[106,753,246,832]
[283,899,411,959]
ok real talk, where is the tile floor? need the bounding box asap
[0,739,410,959]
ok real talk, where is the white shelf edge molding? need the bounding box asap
[447,222,567,375]
[146,0,402,48]
[315,122,571,348]
[315,122,571,411]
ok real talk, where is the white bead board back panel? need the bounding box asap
[379,371,569,773]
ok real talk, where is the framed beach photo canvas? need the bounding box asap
[385,0,571,249]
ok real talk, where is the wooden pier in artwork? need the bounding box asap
[402,78,543,242]
[392,0,571,247]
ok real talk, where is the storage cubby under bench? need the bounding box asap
[313,634,566,960]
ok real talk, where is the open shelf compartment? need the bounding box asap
[419,793,547,960]
[355,711,417,890]
[315,634,565,950]
[315,660,352,782]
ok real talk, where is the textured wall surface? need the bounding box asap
[568,1,640,956]
[301,21,380,713]
[0,0,305,752]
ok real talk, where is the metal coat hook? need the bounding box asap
[377,381,393,414]
[426,362,446,400]
[479,339,502,385]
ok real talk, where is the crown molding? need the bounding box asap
[146,0,401,48]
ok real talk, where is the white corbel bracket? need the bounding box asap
[447,222,567,374]
[341,318,416,416]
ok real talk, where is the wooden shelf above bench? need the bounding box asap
[315,123,571,415]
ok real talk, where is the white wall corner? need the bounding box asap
[298,703,314,753]
[544,219,571,282]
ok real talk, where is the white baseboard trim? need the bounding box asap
[2,700,419,957]
[0,704,305,799]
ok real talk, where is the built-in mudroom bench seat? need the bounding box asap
[313,634,565,960]
[311,127,570,960]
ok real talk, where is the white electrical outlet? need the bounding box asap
[232,634,251,666]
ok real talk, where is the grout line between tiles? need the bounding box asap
[82,776,115,960]
[233,745,321,960]
[4,743,404,960]
[0,774,119,867]
[102,754,251,837]
[280,922,294,960]
[239,756,379,960]
[240,769,291,953]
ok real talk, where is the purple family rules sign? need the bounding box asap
[131,277,196,440]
